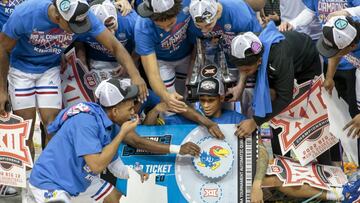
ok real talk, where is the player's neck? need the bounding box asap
[212,109,222,118]
[48,5,58,24]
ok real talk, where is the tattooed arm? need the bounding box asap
[251,143,269,203]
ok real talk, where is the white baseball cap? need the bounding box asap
[55,0,92,34]
[90,0,118,25]
[317,16,360,58]
[229,32,263,65]
[95,78,139,107]
[189,0,218,24]
[137,0,175,17]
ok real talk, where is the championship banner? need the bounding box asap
[61,48,96,107]
[116,124,257,203]
[0,113,33,188]
[270,76,339,166]
[267,156,348,191]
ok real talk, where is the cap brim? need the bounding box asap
[197,91,219,96]
[69,17,92,34]
[228,54,246,66]
[316,37,341,58]
[137,2,154,17]
[123,85,139,100]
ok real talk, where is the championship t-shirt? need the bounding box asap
[0,0,26,29]
[2,0,105,73]
[134,0,193,61]
[78,10,138,62]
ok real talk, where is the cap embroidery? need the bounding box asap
[201,81,216,90]
[59,0,71,12]
[335,19,348,30]
[251,41,261,54]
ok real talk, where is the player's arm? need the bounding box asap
[323,56,341,95]
[141,53,187,113]
[84,118,138,174]
[180,107,225,139]
[142,102,168,125]
[251,143,269,203]
[0,33,16,114]
[123,130,201,156]
[95,29,148,102]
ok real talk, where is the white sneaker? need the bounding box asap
[0,185,17,197]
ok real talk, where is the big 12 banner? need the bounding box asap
[116,124,257,203]
[0,113,33,188]
[267,156,348,191]
[270,76,338,166]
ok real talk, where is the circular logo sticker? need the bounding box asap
[224,24,232,31]
[59,0,71,12]
[193,137,234,180]
[251,41,262,54]
[335,18,348,30]
[201,64,218,78]
[200,182,223,203]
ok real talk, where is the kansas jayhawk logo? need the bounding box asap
[197,146,229,170]
[193,137,234,179]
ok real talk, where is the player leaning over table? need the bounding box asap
[228,21,335,165]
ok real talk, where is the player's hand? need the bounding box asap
[132,76,148,103]
[322,78,335,95]
[207,122,225,140]
[0,91,9,116]
[278,22,294,32]
[268,11,280,22]
[154,102,169,113]
[60,54,68,73]
[343,114,360,139]
[140,173,149,183]
[327,10,351,21]
[114,65,127,77]
[235,119,257,138]
[226,82,245,102]
[250,185,264,203]
[114,0,132,16]
[163,92,188,113]
[179,142,201,156]
[120,115,139,135]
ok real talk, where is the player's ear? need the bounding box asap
[220,95,225,102]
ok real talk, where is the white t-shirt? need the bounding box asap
[280,0,322,40]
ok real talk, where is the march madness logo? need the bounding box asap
[0,113,33,188]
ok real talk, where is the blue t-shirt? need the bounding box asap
[30,102,120,196]
[2,0,105,74]
[134,0,193,61]
[188,0,262,56]
[164,109,246,124]
[78,10,138,62]
[303,0,360,70]
[0,0,26,29]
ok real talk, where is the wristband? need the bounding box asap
[169,145,181,154]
